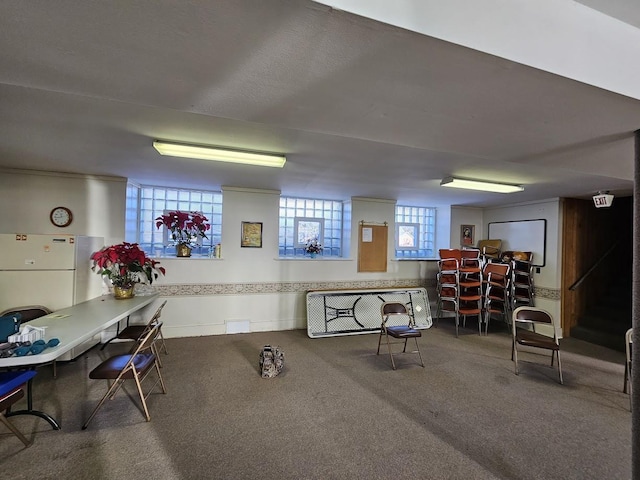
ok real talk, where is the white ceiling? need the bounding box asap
[1,0,639,208]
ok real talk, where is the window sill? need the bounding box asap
[153,255,223,260]
[276,257,352,261]
[392,258,437,261]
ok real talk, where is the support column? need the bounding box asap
[634,129,640,480]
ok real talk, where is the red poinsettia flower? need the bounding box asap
[155,210,210,246]
[91,242,166,288]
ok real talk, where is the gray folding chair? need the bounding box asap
[512,306,563,384]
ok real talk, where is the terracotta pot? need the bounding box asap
[176,244,192,257]
[113,285,135,300]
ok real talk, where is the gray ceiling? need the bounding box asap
[576,0,640,29]
[1,0,639,208]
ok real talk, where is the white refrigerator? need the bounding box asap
[0,233,105,313]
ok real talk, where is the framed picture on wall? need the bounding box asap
[241,221,263,248]
[461,224,475,246]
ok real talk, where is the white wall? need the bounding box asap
[450,206,484,249]
[1,169,563,338]
[0,169,126,245]
[0,171,436,338]
[153,193,437,337]
[483,198,562,336]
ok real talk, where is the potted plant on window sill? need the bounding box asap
[90,242,166,299]
[305,239,323,258]
[155,210,211,257]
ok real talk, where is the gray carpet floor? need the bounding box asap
[0,321,631,479]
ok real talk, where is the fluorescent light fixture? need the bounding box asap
[153,141,286,168]
[440,176,524,194]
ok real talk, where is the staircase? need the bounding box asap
[570,259,632,352]
[564,196,633,352]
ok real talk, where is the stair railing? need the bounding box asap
[568,240,620,291]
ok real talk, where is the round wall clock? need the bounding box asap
[50,206,73,227]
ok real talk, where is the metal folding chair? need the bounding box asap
[0,370,38,447]
[512,306,563,384]
[82,322,167,429]
[377,302,424,370]
[101,300,168,364]
[624,328,632,410]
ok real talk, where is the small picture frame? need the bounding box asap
[241,221,263,248]
[461,224,475,246]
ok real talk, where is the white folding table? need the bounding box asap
[0,292,160,429]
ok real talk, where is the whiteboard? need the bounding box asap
[488,219,546,267]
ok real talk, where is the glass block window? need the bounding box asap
[395,205,436,258]
[125,183,222,257]
[125,182,140,244]
[279,196,343,257]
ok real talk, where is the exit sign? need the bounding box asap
[593,194,614,208]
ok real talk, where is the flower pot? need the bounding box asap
[309,252,317,258]
[176,244,192,257]
[113,286,135,300]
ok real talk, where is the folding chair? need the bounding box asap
[477,239,502,264]
[0,370,38,447]
[436,249,482,336]
[376,302,424,370]
[435,254,460,333]
[101,300,168,360]
[624,328,632,411]
[482,262,511,335]
[0,306,58,377]
[0,306,51,323]
[82,322,167,429]
[512,306,563,384]
[508,252,535,310]
[458,249,483,335]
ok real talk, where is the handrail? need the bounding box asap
[568,241,619,291]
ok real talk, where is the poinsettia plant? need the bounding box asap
[91,242,166,288]
[155,210,211,247]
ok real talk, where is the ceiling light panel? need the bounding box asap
[153,141,286,168]
[440,177,524,194]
